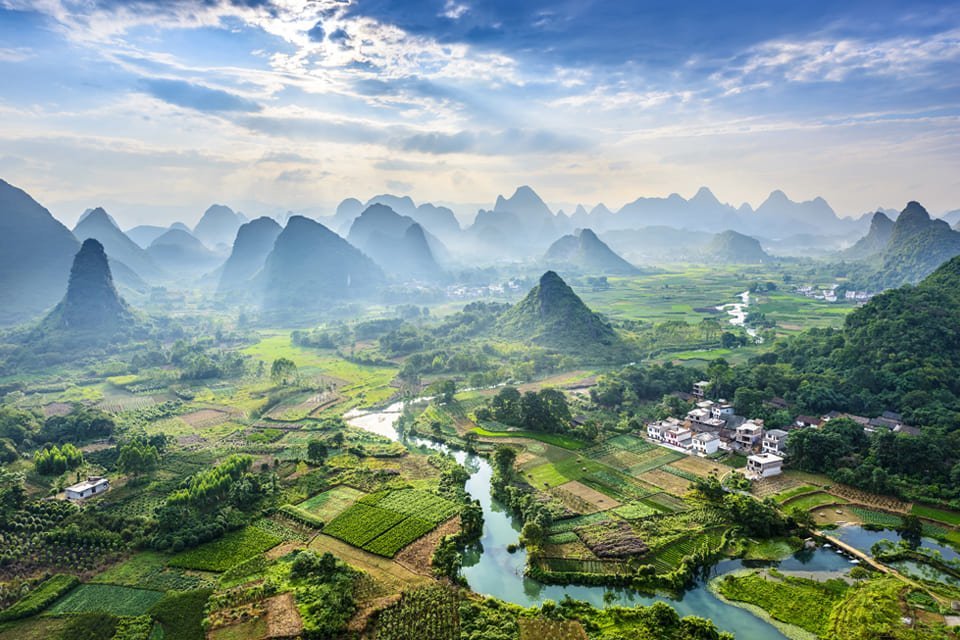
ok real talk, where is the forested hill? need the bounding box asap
[774,253,960,428]
[496,271,630,361]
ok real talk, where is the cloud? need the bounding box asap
[442,1,469,20]
[387,179,413,191]
[0,47,34,62]
[715,28,960,93]
[140,78,261,112]
[276,168,313,182]
[395,128,587,155]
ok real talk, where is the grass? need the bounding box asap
[525,457,611,489]
[0,616,72,640]
[297,485,366,521]
[714,569,848,635]
[91,551,211,592]
[472,426,587,450]
[47,584,164,617]
[149,589,212,640]
[742,538,802,561]
[783,492,846,511]
[772,485,819,503]
[168,527,282,572]
[911,503,960,526]
[242,333,398,410]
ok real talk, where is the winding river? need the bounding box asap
[345,402,854,638]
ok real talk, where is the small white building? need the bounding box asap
[692,432,720,456]
[692,381,710,398]
[647,422,665,441]
[762,429,789,455]
[747,453,783,478]
[65,476,110,501]
[711,403,735,420]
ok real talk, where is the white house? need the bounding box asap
[711,403,735,420]
[762,429,789,455]
[735,421,764,448]
[692,432,720,456]
[664,426,693,448]
[692,381,710,398]
[747,453,783,478]
[65,476,109,501]
[647,422,665,441]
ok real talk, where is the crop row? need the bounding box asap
[362,517,434,556]
[362,489,458,525]
[323,504,407,547]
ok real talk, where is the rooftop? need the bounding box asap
[66,476,108,493]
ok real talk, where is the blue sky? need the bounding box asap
[0,0,958,226]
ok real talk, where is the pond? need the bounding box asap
[831,524,960,563]
[346,404,860,638]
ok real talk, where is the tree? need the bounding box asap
[307,439,328,464]
[117,439,160,477]
[491,387,522,425]
[0,468,25,517]
[897,515,923,550]
[270,357,299,385]
[492,445,516,478]
[438,379,457,404]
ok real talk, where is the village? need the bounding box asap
[641,379,917,481]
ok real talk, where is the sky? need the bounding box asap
[0,0,958,227]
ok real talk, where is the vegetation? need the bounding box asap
[0,574,78,621]
[715,569,848,635]
[168,527,281,571]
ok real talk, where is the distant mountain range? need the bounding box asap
[73,207,165,281]
[864,202,960,290]
[0,179,79,326]
[147,229,223,275]
[193,204,246,249]
[259,216,385,313]
[705,230,773,264]
[347,204,446,281]
[843,212,895,260]
[543,228,640,275]
[218,216,282,293]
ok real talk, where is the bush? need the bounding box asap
[0,574,79,621]
[148,588,212,640]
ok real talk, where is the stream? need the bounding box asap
[344,401,859,638]
[717,291,759,340]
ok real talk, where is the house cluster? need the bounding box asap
[644,381,921,481]
[843,290,873,303]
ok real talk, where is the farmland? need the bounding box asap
[47,584,165,617]
[323,489,459,557]
[168,527,282,572]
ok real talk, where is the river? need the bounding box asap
[717,291,760,341]
[345,402,854,638]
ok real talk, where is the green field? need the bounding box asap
[323,489,458,557]
[783,492,846,511]
[92,551,211,592]
[911,504,960,526]
[168,527,282,572]
[472,426,587,450]
[714,569,848,636]
[298,485,367,521]
[525,457,611,488]
[47,584,165,616]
